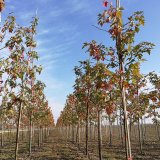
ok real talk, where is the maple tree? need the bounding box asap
[95,1,154,159]
[0,6,54,159]
[58,1,155,160]
[147,72,160,140]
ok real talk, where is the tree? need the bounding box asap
[74,60,93,157]
[94,1,154,159]
[148,72,160,141]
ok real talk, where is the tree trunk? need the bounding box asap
[141,118,145,144]
[7,128,9,141]
[15,100,22,160]
[69,125,71,141]
[156,121,160,141]
[76,119,80,146]
[105,120,108,141]
[138,118,143,154]
[120,82,132,160]
[119,109,124,147]
[9,128,12,141]
[22,124,24,141]
[45,126,47,140]
[117,113,121,141]
[129,117,132,141]
[143,118,146,142]
[66,126,68,140]
[90,120,92,141]
[72,123,74,142]
[79,121,81,145]
[1,118,4,147]
[41,127,43,144]
[32,123,35,151]
[38,126,41,147]
[109,115,112,146]
[116,0,132,158]
[94,124,96,140]
[29,115,32,156]
[85,101,89,157]
[98,110,102,160]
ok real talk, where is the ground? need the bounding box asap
[0,129,89,160]
[0,125,160,160]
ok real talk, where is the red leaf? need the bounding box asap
[103,1,108,7]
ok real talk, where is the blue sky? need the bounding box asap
[3,0,160,121]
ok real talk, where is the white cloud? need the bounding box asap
[18,12,35,21]
[37,38,51,46]
[38,29,50,36]
[49,7,63,18]
[65,0,91,14]
[7,5,16,10]
[39,54,53,61]
[42,59,57,71]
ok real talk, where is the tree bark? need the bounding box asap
[32,123,35,150]
[129,117,132,141]
[90,120,92,141]
[116,0,132,159]
[15,100,22,160]
[98,110,102,160]
[72,123,74,142]
[156,121,160,141]
[22,124,24,141]
[85,101,89,157]
[109,115,112,146]
[29,115,32,156]
[76,119,80,146]
[142,117,146,144]
[119,109,124,147]
[1,117,4,147]
[38,126,41,147]
[138,118,143,154]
